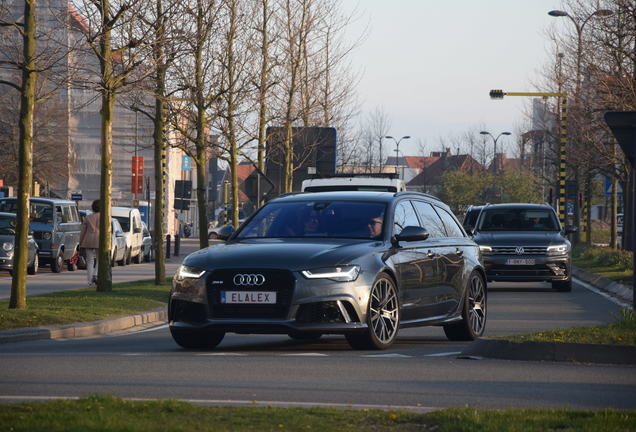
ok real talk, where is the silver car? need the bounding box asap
[0,212,39,275]
[142,221,153,262]
[111,218,127,266]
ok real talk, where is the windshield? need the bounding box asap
[477,208,560,232]
[237,201,387,240]
[0,200,54,224]
[0,215,16,235]
[114,216,130,231]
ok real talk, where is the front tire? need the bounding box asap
[170,327,225,350]
[444,272,487,341]
[27,253,38,275]
[346,273,400,350]
[552,279,572,292]
[51,251,64,273]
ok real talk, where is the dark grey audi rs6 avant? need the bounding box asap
[169,191,487,350]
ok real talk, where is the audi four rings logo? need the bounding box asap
[233,274,266,286]
[515,246,525,255]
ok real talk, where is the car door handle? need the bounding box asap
[456,248,463,256]
[427,250,436,258]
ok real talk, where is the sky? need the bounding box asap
[344,0,567,157]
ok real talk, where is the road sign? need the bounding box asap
[182,155,191,171]
[604,176,623,195]
[71,193,83,201]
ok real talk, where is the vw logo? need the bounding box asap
[515,246,525,255]
[233,274,266,286]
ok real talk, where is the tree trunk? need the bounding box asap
[152,0,166,284]
[9,0,37,310]
[585,173,592,246]
[97,1,114,292]
[256,0,269,208]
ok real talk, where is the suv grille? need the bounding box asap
[206,269,295,319]
[492,246,547,255]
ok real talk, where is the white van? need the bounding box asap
[112,207,144,264]
[301,176,406,193]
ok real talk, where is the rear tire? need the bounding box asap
[51,251,64,273]
[133,250,142,264]
[27,253,38,275]
[170,327,225,350]
[125,248,131,265]
[346,273,400,350]
[552,279,572,292]
[111,248,117,267]
[444,272,487,341]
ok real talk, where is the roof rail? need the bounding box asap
[308,172,400,179]
[395,191,442,202]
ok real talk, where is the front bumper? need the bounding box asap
[483,255,570,282]
[0,256,14,271]
[169,268,374,335]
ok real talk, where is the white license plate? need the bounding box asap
[221,291,277,304]
[505,259,536,265]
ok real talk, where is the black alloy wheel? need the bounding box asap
[346,273,400,350]
[444,271,487,341]
[170,327,225,350]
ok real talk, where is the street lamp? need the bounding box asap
[384,135,410,179]
[549,8,614,243]
[480,131,511,173]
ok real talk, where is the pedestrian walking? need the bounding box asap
[80,200,100,287]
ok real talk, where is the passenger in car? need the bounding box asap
[367,212,383,238]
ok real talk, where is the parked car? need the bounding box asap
[0,212,39,275]
[209,209,247,239]
[169,191,487,350]
[0,197,81,273]
[112,207,144,264]
[141,221,153,262]
[471,203,575,291]
[111,218,127,266]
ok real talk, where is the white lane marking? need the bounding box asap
[574,277,632,309]
[281,353,328,357]
[362,353,412,358]
[197,353,247,356]
[422,351,461,357]
[134,323,169,333]
[0,395,439,413]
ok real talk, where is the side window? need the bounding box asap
[70,206,80,223]
[55,206,64,223]
[392,201,420,236]
[62,206,72,223]
[411,201,446,238]
[436,207,465,238]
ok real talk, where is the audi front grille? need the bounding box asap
[206,269,295,319]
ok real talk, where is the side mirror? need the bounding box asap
[216,224,236,241]
[116,231,124,238]
[395,226,430,243]
[564,225,578,235]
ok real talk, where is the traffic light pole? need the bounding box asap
[489,90,568,226]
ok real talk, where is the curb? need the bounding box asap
[571,267,632,304]
[460,339,636,365]
[0,306,167,344]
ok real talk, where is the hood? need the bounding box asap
[472,231,566,246]
[183,238,382,271]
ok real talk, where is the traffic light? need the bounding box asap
[489,89,505,99]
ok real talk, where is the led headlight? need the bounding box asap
[547,244,569,256]
[479,245,492,255]
[2,242,14,252]
[301,265,360,282]
[175,265,206,280]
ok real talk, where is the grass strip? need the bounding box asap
[0,395,634,432]
[0,279,170,331]
[572,245,633,285]
[502,309,636,345]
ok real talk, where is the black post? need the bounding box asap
[174,234,180,256]
[166,234,171,259]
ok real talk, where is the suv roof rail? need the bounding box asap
[308,172,400,179]
[394,191,442,202]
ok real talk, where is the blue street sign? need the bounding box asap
[566,202,574,215]
[182,155,191,171]
[71,193,83,201]
[604,176,623,195]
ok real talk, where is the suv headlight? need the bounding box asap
[2,242,14,252]
[301,265,360,282]
[175,265,206,280]
[479,245,492,255]
[547,244,569,256]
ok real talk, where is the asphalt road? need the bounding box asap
[1,278,634,411]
